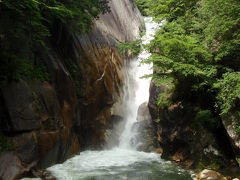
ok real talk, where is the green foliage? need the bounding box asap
[195,110,219,131]
[156,80,174,109]
[134,0,153,16]
[233,112,240,133]
[145,0,240,124]
[16,59,49,82]
[0,0,109,87]
[118,39,142,57]
[235,123,240,134]
[236,157,240,167]
[214,72,240,115]
[0,58,49,87]
[195,153,224,171]
[155,117,161,123]
[157,92,171,108]
[150,0,199,22]
[32,91,39,102]
[67,62,85,98]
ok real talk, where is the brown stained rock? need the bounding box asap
[62,100,73,128]
[66,0,143,150]
[154,147,163,154]
[37,128,80,168]
[12,132,38,164]
[33,81,63,130]
[60,127,80,158]
[38,131,60,160]
[68,134,81,156]
[172,151,185,163]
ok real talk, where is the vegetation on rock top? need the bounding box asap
[136,0,240,117]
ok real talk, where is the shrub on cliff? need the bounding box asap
[118,39,142,58]
[146,0,240,116]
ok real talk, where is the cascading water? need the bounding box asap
[118,17,159,149]
[47,17,194,180]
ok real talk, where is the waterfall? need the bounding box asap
[47,17,193,180]
[118,17,159,149]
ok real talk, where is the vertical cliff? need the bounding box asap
[0,0,143,179]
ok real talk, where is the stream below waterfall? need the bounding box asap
[47,17,194,180]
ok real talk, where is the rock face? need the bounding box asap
[0,152,33,180]
[105,115,125,148]
[148,81,239,173]
[221,113,240,156]
[132,102,157,152]
[0,0,143,179]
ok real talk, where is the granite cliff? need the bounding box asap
[0,0,143,179]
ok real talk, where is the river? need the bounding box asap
[47,17,194,180]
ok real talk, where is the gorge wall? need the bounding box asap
[0,0,143,179]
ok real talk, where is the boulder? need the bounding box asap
[221,113,240,155]
[132,102,156,152]
[12,132,38,164]
[0,152,33,180]
[105,115,125,148]
[197,169,225,180]
[137,102,152,122]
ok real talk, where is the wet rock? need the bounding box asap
[133,102,156,152]
[0,152,33,180]
[12,132,38,164]
[20,169,56,180]
[221,113,240,155]
[197,169,225,180]
[148,82,167,120]
[107,115,124,129]
[37,127,80,168]
[137,102,152,122]
[105,115,125,148]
